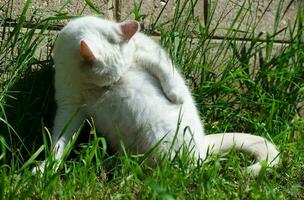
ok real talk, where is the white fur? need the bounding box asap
[33,16,279,175]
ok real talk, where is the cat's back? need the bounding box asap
[53,17,105,96]
[54,16,120,62]
[58,17,103,38]
[54,17,101,52]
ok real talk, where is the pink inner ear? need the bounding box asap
[80,40,96,63]
[120,20,140,41]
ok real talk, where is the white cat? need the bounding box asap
[34,16,279,175]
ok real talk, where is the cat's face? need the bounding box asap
[79,19,139,87]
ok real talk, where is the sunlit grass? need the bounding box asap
[0,0,303,199]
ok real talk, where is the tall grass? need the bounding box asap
[0,0,303,199]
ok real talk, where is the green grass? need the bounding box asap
[0,0,304,199]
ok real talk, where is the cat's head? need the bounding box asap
[78,18,140,87]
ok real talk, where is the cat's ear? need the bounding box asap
[80,40,96,63]
[120,20,140,41]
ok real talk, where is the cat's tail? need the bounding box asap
[203,133,279,175]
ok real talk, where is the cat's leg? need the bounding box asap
[32,104,85,174]
[51,105,85,160]
[135,48,188,104]
[121,21,187,103]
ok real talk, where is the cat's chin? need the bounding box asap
[89,65,125,87]
[87,74,121,88]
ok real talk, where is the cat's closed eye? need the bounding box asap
[107,36,118,45]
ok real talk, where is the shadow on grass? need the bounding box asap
[1,64,56,162]
[1,63,99,164]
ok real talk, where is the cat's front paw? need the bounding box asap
[32,161,46,175]
[163,82,187,104]
[32,160,61,175]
